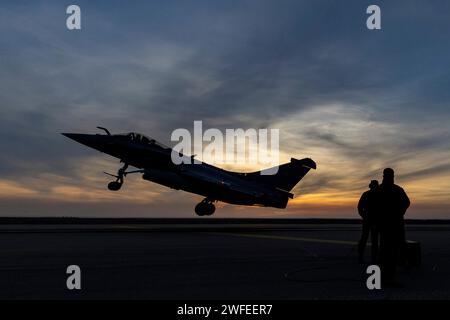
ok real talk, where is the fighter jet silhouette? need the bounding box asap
[63,127,316,216]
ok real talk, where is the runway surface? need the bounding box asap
[1,220,449,299]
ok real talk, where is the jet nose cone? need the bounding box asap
[61,133,106,150]
[61,133,77,139]
[61,133,90,144]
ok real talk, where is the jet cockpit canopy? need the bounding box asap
[120,132,170,149]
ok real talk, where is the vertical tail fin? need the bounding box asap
[246,158,316,192]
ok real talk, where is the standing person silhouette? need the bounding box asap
[377,168,410,287]
[357,180,379,264]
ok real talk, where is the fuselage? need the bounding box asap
[62,132,291,208]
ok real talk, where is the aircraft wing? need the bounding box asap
[179,166,264,198]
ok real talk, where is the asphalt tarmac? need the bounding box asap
[1,221,449,299]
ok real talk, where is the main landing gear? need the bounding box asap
[195,199,216,216]
[105,163,142,191]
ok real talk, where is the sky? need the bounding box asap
[1,0,450,218]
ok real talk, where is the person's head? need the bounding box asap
[383,168,395,184]
[369,180,379,190]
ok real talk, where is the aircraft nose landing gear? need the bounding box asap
[105,163,128,191]
[104,163,144,191]
[195,199,216,216]
[107,181,122,191]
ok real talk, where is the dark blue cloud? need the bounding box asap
[0,0,450,216]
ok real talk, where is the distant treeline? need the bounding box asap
[0,217,449,225]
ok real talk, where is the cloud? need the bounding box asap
[0,1,450,217]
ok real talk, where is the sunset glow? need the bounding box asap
[1,1,449,218]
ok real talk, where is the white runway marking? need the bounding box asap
[209,232,362,246]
